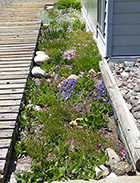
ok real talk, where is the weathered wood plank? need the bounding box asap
[0,40,37,44]
[0,64,31,68]
[0,75,28,80]
[0,68,30,72]
[0,79,26,84]
[0,83,26,89]
[0,131,13,139]
[0,160,6,174]
[0,43,36,47]
[0,139,12,149]
[0,100,21,106]
[0,56,32,60]
[0,54,33,59]
[0,88,24,94]
[0,71,29,76]
[0,121,16,127]
[0,106,20,113]
[0,62,31,66]
[0,21,41,25]
[0,149,8,160]
[0,54,33,58]
[0,113,19,120]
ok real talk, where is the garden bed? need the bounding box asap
[13,0,134,182]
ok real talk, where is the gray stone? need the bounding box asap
[107,172,117,178]
[35,79,41,86]
[134,112,140,119]
[16,163,31,174]
[127,83,134,89]
[131,105,140,113]
[31,67,48,78]
[124,61,135,67]
[54,74,59,81]
[120,90,128,97]
[125,67,130,72]
[105,148,133,175]
[127,103,132,111]
[130,100,139,107]
[34,52,50,65]
[99,165,110,178]
[133,86,140,92]
[121,71,129,81]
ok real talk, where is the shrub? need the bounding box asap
[54,0,82,11]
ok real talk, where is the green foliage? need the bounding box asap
[14,2,118,183]
[54,0,82,11]
[78,103,109,133]
[15,140,27,159]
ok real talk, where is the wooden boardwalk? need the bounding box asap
[0,0,55,181]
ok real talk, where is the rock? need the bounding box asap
[124,61,135,67]
[119,63,124,68]
[88,68,96,75]
[107,172,117,178]
[54,74,59,81]
[125,67,130,72]
[69,118,83,126]
[95,167,102,177]
[46,78,52,83]
[127,103,132,111]
[99,165,110,178]
[105,148,120,163]
[36,51,46,55]
[127,83,134,89]
[31,67,48,78]
[130,100,139,107]
[120,89,128,97]
[133,86,140,92]
[34,79,41,86]
[134,112,140,119]
[67,74,79,80]
[69,118,86,128]
[131,105,140,113]
[34,53,50,65]
[121,71,129,81]
[72,102,91,113]
[105,148,133,175]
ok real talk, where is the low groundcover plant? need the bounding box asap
[14,0,125,182]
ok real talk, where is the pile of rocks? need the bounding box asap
[0,0,13,6]
[109,60,140,127]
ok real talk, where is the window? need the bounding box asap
[97,0,106,35]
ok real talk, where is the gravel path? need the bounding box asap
[0,0,13,6]
[108,60,140,129]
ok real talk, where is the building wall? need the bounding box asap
[112,0,140,56]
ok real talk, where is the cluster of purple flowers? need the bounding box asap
[88,80,108,103]
[55,64,72,70]
[63,50,76,61]
[57,78,77,100]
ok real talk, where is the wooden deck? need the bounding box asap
[0,0,54,181]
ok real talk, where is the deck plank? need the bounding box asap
[0,0,50,181]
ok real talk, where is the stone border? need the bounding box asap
[99,60,140,171]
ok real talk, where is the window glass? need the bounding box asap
[97,0,105,34]
[82,0,97,30]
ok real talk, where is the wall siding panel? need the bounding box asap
[112,0,140,56]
